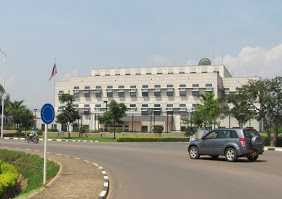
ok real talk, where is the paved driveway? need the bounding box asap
[1,140,282,199]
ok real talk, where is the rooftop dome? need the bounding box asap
[198,58,212,66]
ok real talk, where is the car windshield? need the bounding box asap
[243,129,259,138]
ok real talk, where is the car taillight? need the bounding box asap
[240,138,246,147]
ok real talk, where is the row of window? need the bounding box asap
[59,103,198,110]
[93,70,219,76]
[70,89,213,99]
[72,83,213,90]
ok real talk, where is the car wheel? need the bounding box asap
[225,147,237,162]
[247,153,259,162]
[189,146,200,159]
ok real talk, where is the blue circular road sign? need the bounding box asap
[41,103,55,124]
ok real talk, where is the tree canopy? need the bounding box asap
[99,100,127,138]
[56,94,80,137]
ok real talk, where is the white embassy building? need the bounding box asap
[55,58,260,132]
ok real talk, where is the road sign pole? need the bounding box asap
[41,103,55,185]
[43,123,47,185]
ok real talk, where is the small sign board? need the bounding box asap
[41,103,55,124]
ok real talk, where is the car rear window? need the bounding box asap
[243,129,259,138]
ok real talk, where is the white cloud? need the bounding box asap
[216,44,282,78]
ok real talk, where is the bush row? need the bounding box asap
[0,160,20,198]
[260,133,282,146]
[116,137,188,142]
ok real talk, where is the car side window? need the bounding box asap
[205,131,217,139]
[228,130,238,138]
[216,131,227,139]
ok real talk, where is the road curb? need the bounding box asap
[3,137,100,144]
[264,146,282,152]
[0,146,109,199]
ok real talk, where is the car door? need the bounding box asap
[212,130,228,155]
[213,130,238,155]
[199,131,218,155]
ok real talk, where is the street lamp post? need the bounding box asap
[1,80,5,139]
[34,108,38,129]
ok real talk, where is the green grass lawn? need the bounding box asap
[0,149,59,197]
[42,131,187,142]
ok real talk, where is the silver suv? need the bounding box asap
[188,128,264,162]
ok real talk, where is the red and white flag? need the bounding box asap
[49,64,58,80]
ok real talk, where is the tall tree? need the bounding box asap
[187,92,220,129]
[56,94,80,138]
[227,89,255,128]
[265,77,282,146]
[99,100,127,139]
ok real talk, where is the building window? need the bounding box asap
[192,84,199,87]
[146,72,152,75]
[179,104,186,107]
[118,91,125,98]
[118,85,125,97]
[179,71,185,74]
[130,85,137,97]
[179,84,186,88]
[85,86,90,90]
[157,72,163,75]
[192,90,200,97]
[135,72,141,75]
[168,71,174,74]
[115,73,120,76]
[142,91,149,97]
[125,73,131,76]
[154,85,161,97]
[179,90,187,97]
[106,86,113,97]
[142,85,149,97]
[205,83,213,87]
[105,74,110,76]
[167,85,174,96]
[130,104,136,108]
[130,91,137,97]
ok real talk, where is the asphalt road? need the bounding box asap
[1,140,282,199]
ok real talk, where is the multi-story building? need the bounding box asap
[55,58,259,132]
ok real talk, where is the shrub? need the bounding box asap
[0,160,20,198]
[116,137,188,142]
[152,126,164,133]
[0,149,59,194]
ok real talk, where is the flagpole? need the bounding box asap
[52,58,56,129]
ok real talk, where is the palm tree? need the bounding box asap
[6,100,26,130]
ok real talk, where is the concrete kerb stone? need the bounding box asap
[264,146,282,152]
[3,137,100,144]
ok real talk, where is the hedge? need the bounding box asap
[116,137,188,142]
[0,160,20,198]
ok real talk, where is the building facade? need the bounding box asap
[55,58,260,132]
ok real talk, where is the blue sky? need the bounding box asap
[1,0,282,108]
